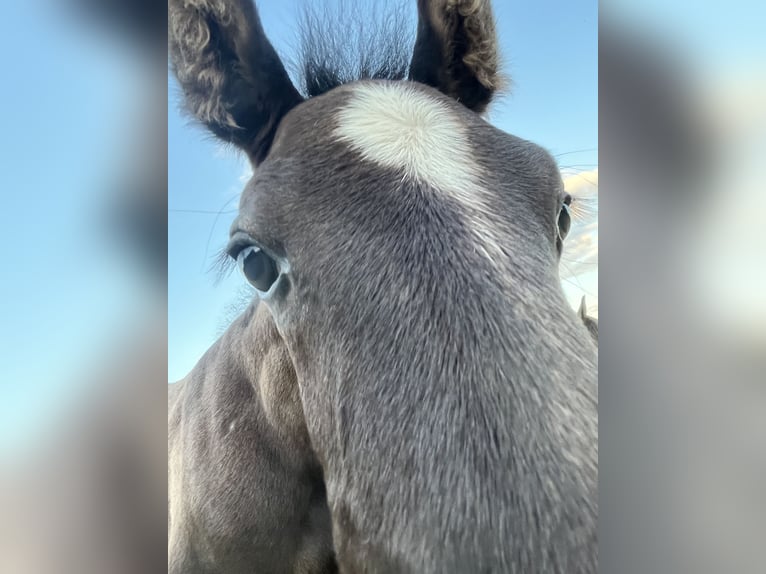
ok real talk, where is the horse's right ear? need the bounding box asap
[169,0,304,164]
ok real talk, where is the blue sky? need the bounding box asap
[0,1,157,450]
[168,0,599,381]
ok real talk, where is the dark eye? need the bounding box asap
[237,245,279,292]
[557,200,572,242]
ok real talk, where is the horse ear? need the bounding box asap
[168,0,304,164]
[578,296,588,320]
[408,0,501,113]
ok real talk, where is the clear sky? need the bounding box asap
[0,1,158,450]
[168,0,598,381]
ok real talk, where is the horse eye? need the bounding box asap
[237,245,279,292]
[557,202,572,241]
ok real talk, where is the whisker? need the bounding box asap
[562,277,599,301]
[559,259,599,300]
[561,257,598,266]
[569,196,598,223]
[559,163,599,170]
[200,194,241,274]
[553,148,598,158]
[169,208,239,215]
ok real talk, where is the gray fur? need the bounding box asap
[168,0,304,162]
[579,296,599,343]
[169,304,336,573]
[169,1,598,573]
[409,0,503,112]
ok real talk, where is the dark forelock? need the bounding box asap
[290,0,415,98]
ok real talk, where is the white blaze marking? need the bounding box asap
[334,82,505,265]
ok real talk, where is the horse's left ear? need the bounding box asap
[578,296,588,320]
[409,0,501,113]
[168,0,304,164]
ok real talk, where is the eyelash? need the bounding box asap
[215,233,259,281]
[212,248,239,283]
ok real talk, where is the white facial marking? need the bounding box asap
[334,82,478,190]
[334,82,505,265]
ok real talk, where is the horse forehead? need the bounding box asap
[260,81,560,269]
[331,81,480,191]
[306,81,515,269]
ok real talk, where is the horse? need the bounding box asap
[579,297,599,343]
[168,1,598,572]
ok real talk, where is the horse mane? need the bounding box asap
[292,0,415,98]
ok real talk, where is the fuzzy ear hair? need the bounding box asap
[168,0,304,164]
[408,0,501,113]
